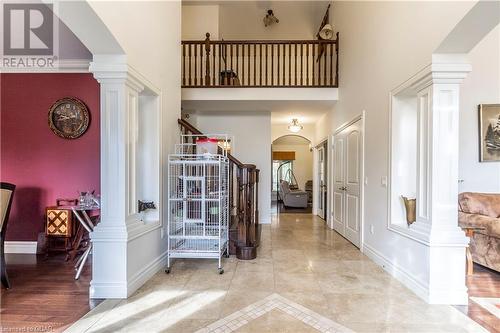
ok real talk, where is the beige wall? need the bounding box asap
[459,25,500,193]
[182,5,219,40]
[219,2,328,40]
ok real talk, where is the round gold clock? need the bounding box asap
[48,97,90,139]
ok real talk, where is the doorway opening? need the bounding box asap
[272,135,313,214]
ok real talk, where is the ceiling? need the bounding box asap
[182,100,335,124]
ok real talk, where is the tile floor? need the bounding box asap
[67,213,488,333]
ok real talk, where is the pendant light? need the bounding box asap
[288,119,303,133]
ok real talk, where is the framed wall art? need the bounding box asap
[479,104,500,162]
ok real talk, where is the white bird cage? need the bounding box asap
[166,134,230,274]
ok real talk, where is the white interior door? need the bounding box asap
[317,146,326,219]
[331,119,362,248]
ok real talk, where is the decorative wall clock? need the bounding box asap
[48,97,90,139]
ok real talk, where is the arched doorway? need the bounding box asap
[272,135,313,214]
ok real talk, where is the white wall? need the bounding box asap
[459,25,500,193]
[328,1,474,301]
[272,141,313,190]
[195,111,272,224]
[182,5,219,40]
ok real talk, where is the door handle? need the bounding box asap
[338,186,347,191]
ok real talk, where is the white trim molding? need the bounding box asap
[4,241,38,254]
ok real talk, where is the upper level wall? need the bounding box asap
[219,1,329,40]
[182,5,219,40]
[182,1,331,41]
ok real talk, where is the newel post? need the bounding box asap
[204,32,211,86]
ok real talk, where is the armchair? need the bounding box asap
[1,182,16,288]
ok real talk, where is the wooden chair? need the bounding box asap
[1,182,16,289]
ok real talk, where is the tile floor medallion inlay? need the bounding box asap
[195,293,354,333]
[470,297,500,319]
[66,213,490,333]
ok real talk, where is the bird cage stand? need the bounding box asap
[166,134,230,274]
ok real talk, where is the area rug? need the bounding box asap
[195,293,353,333]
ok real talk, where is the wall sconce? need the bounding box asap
[263,9,279,27]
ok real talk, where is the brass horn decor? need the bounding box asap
[401,196,416,226]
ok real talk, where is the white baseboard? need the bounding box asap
[90,281,128,299]
[127,250,168,297]
[4,241,38,254]
[362,243,429,302]
[90,250,168,299]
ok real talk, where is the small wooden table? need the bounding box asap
[462,227,485,276]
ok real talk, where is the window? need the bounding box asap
[272,160,294,192]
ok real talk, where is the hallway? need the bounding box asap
[67,214,486,333]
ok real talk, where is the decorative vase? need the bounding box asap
[401,196,416,226]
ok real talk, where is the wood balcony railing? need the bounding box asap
[178,118,260,260]
[182,33,339,88]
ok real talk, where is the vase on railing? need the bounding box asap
[401,196,416,226]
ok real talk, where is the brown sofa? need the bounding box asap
[458,192,500,273]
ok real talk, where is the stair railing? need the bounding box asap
[178,118,260,260]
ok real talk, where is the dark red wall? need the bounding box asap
[1,73,100,241]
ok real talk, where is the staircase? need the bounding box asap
[178,119,260,260]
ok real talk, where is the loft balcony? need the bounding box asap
[181,33,339,101]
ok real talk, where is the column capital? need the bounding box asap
[89,55,145,93]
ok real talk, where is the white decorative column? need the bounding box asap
[89,55,146,299]
[390,61,472,304]
[426,62,472,304]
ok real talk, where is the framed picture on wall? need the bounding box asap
[479,104,500,162]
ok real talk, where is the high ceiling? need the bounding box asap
[182,100,335,124]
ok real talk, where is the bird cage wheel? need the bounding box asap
[218,268,224,274]
[165,268,171,274]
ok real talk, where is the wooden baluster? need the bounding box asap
[288,44,291,86]
[329,43,333,86]
[213,43,216,86]
[259,44,262,86]
[265,44,268,86]
[194,44,198,86]
[323,42,327,86]
[306,44,308,86]
[182,44,186,86]
[283,44,286,86]
[294,43,297,86]
[204,33,211,86]
[277,43,280,86]
[218,44,221,86]
[247,44,251,86]
[301,43,304,86]
[236,43,239,85]
[189,44,192,86]
[241,43,244,85]
[230,43,233,82]
[200,43,203,85]
[271,44,274,86]
[253,44,256,86]
[335,33,339,87]
[317,43,321,86]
